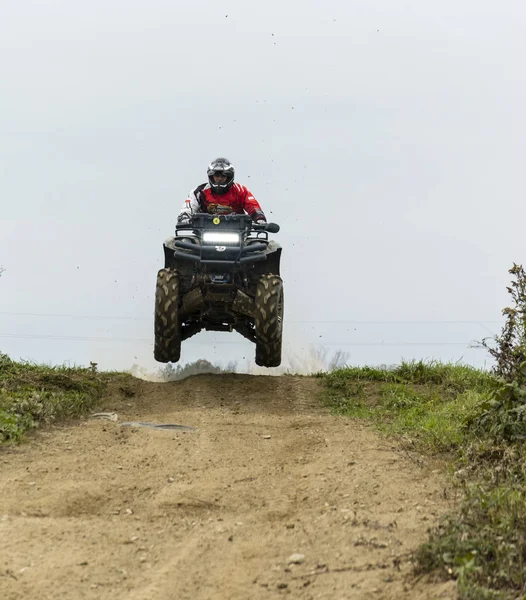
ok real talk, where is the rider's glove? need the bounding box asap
[256,219,267,225]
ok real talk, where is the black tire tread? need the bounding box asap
[254,274,284,367]
[154,268,181,363]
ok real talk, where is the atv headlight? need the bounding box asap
[202,232,241,244]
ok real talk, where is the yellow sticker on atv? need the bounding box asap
[213,217,221,225]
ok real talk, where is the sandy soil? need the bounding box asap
[0,374,457,599]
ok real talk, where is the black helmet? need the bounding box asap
[207,157,235,195]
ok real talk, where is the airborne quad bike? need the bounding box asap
[154,213,284,367]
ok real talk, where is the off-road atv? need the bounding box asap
[155,213,283,367]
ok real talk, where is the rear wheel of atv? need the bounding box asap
[255,274,284,367]
[154,268,182,363]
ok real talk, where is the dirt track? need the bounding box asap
[0,375,457,599]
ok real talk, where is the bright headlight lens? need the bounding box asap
[202,232,240,243]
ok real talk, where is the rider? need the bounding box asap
[177,157,267,225]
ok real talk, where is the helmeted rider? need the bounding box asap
[177,157,267,225]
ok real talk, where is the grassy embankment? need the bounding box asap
[321,361,526,599]
[0,354,123,443]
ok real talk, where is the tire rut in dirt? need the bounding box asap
[254,274,284,367]
[154,268,182,363]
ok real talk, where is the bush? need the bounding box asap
[482,263,526,382]
[468,265,526,445]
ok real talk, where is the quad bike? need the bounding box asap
[154,213,284,367]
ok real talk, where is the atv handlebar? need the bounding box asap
[176,213,280,234]
[257,222,280,234]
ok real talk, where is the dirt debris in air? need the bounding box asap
[0,374,457,599]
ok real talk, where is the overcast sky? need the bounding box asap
[1,0,525,373]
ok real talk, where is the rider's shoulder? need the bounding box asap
[232,182,249,193]
[190,183,211,195]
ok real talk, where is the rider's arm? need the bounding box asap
[240,185,266,223]
[177,188,201,223]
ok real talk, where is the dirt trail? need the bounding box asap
[0,375,456,600]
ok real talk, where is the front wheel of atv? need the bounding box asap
[154,268,182,363]
[255,274,284,367]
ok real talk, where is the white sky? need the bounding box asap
[1,0,525,372]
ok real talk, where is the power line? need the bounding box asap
[0,311,504,325]
[0,332,477,347]
[0,311,146,321]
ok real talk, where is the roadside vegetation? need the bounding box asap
[0,356,111,443]
[321,264,526,600]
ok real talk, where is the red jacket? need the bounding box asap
[178,183,266,222]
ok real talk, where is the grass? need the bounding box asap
[321,360,493,453]
[320,360,526,600]
[0,352,114,443]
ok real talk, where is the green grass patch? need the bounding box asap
[0,352,113,443]
[320,360,526,599]
[321,360,493,454]
[323,359,491,389]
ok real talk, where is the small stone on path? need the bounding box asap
[288,553,305,564]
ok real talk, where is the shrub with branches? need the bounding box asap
[482,263,526,382]
[468,264,526,443]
